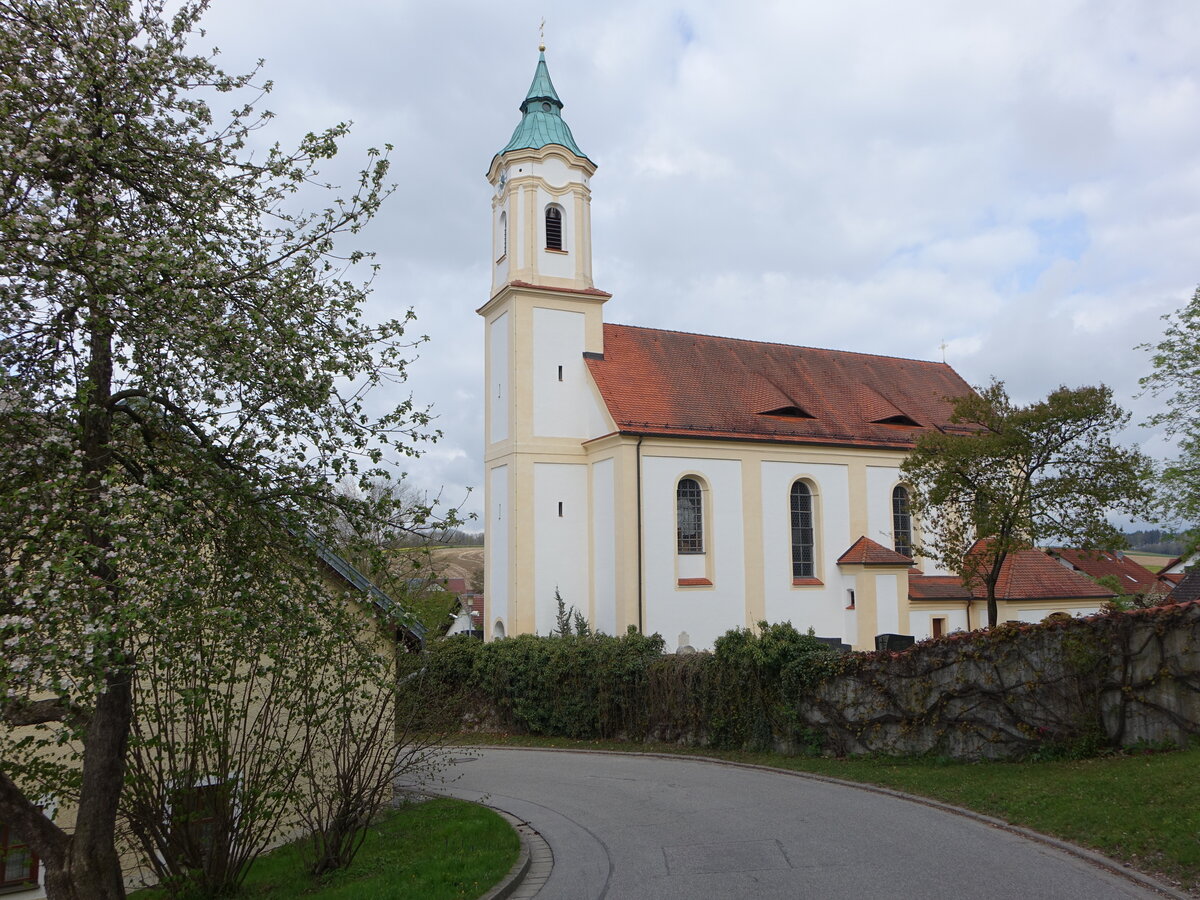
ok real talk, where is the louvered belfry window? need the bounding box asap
[790,482,815,578]
[545,206,563,250]
[677,478,704,554]
[893,485,913,557]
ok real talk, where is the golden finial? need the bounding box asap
[539,17,546,52]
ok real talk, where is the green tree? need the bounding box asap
[0,2,431,896]
[901,381,1153,628]
[1140,284,1200,549]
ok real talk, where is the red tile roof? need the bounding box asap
[984,546,1114,601]
[838,537,913,566]
[908,575,973,600]
[585,324,975,449]
[1047,548,1161,595]
[909,546,1115,603]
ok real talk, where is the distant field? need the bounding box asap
[1128,552,1175,573]
[426,545,484,591]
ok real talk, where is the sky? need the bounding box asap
[195,0,1200,531]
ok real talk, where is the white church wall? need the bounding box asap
[591,458,617,635]
[533,462,590,635]
[875,574,900,635]
[760,460,852,639]
[642,455,745,652]
[533,307,603,438]
[530,156,573,187]
[488,311,509,444]
[488,465,509,634]
[866,465,903,551]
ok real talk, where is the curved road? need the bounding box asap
[435,748,1162,900]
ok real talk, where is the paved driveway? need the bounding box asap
[436,748,1163,900]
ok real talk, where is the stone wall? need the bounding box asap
[801,601,1200,759]
[431,602,1200,760]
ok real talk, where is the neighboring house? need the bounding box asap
[448,590,486,638]
[480,50,1113,652]
[1156,553,1196,591]
[2,540,414,898]
[908,547,1115,636]
[1047,547,1167,602]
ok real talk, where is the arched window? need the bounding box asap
[493,620,506,639]
[498,211,507,259]
[790,481,815,578]
[545,205,563,251]
[677,478,704,554]
[892,485,913,557]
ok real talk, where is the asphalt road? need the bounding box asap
[435,748,1162,900]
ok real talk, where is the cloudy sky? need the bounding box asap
[197,1,1200,529]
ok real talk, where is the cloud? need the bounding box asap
[192,0,1200,527]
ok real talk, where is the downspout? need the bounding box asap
[636,435,644,634]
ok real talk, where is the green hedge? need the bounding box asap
[421,622,836,751]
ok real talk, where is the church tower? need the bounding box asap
[479,49,613,640]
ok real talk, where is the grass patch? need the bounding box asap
[131,797,518,899]
[459,733,1200,893]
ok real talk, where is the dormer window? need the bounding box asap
[545,206,563,251]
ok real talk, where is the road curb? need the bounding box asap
[459,743,1189,899]
[477,807,553,900]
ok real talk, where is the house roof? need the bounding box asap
[838,536,913,566]
[585,324,975,449]
[306,532,426,646]
[1169,572,1200,604]
[992,547,1114,600]
[496,51,590,163]
[908,546,1114,603]
[1048,548,1161,594]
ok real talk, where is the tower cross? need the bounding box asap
[539,18,545,51]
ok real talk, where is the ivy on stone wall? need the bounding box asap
[420,603,1200,760]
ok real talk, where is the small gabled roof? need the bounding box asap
[585,324,973,450]
[838,536,913,567]
[496,51,591,163]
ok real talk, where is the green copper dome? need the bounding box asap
[497,52,591,163]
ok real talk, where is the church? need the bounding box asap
[479,51,1111,651]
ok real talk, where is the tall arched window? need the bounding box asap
[677,478,704,554]
[790,481,815,578]
[545,205,563,250]
[892,485,913,557]
[498,211,507,259]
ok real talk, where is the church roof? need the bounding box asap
[497,52,591,163]
[585,324,976,449]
